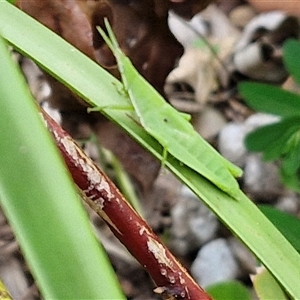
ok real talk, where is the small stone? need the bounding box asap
[169,186,219,255]
[244,113,280,134]
[275,192,300,214]
[218,113,280,169]
[191,238,240,287]
[189,212,218,247]
[42,101,61,124]
[228,237,256,275]
[21,57,51,103]
[218,122,247,167]
[243,154,284,200]
[229,5,256,29]
[196,106,227,141]
[0,257,28,299]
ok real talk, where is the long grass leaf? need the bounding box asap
[0,31,124,300]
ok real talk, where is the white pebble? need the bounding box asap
[191,238,240,287]
[218,122,247,167]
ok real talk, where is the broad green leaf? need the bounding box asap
[206,281,251,300]
[283,39,300,85]
[1,3,300,299]
[252,267,288,300]
[260,205,300,253]
[281,147,300,193]
[245,117,300,160]
[0,29,124,300]
[239,82,300,117]
[245,122,286,154]
[280,169,300,193]
[246,118,300,192]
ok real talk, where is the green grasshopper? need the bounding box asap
[97,19,243,199]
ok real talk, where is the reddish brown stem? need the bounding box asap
[42,109,211,300]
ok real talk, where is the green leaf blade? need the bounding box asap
[239,82,300,117]
[284,39,300,85]
[260,205,300,253]
[206,281,251,300]
[0,31,124,299]
[252,267,288,300]
[245,117,300,160]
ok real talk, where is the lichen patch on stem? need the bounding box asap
[139,225,149,236]
[81,192,122,235]
[59,135,114,201]
[147,237,174,270]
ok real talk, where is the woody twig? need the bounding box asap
[42,109,211,300]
